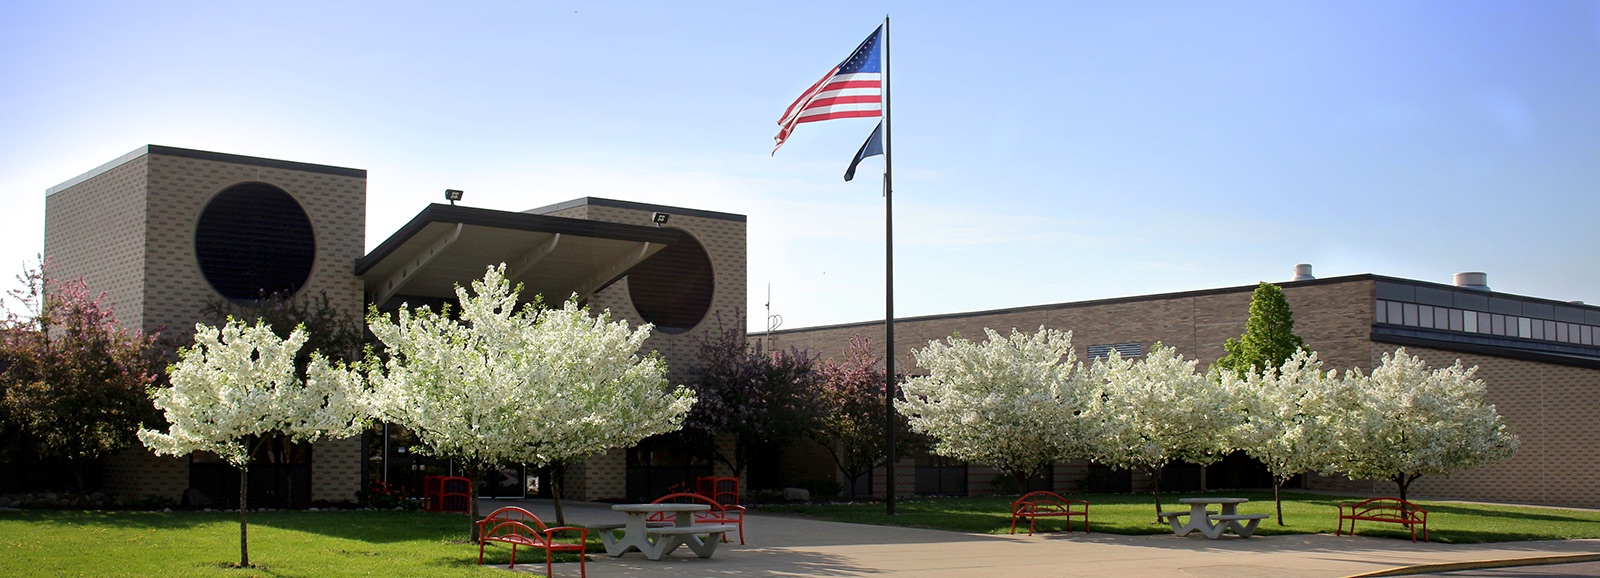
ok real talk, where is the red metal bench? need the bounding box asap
[1009,491,1091,535]
[1337,497,1429,542]
[697,475,739,506]
[423,475,472,513]
[649,492,747,545]
[477,506,590,577]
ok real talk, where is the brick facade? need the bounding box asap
[533,198,747,500]
[769,276,1600,508]
[44,146,367,502]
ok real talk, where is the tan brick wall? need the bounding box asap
[771,278,1376,376]
[576,204,748,385]
[141,153,366,344]
[310,437,363,503]
[43,156,151,326]
[1366,345,1599,508]
[774,277,1600,508]
[102,449,187,501]
[538,200,748,499]
[44,147,368,503]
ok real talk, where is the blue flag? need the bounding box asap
[844,121,884,181]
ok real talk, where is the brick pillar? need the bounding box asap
[311,437,363,503]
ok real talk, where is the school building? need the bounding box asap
[39,145,1598,510]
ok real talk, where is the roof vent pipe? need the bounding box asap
[1454,272,1490,291]
[1292,264,1315,281]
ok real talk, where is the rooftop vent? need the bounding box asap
[1292,264,1315,281]
[1454,272,1490,292]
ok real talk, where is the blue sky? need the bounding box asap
[3,1,1598,332]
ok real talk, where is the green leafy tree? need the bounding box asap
[1216,282,1306,377]
[0,261,164,495]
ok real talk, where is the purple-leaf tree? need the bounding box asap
[683,313,820,481]
[810,334,906,497]
[0,260,163,496]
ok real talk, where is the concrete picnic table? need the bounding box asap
[1158,497,1268,539]
[597,503,736,560]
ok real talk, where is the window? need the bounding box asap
[1086,342,1142,359]
[1374,298,1600,348]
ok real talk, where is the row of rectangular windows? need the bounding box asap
[1376,299,1598,346]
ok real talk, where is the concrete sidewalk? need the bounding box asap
[481,499,1600,578]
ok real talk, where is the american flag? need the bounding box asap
[773,26,883,154]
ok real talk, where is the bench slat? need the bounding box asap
[645,524,738,535]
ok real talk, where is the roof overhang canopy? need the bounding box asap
[357,204,680,309]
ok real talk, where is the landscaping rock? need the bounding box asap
[783,487,811,502]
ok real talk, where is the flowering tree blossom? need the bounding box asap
[138,320,366,568]
[1229,349,1342,525]
[810,334,910,497]
[1084,344,1242,520]
[365,265,695,533]
[0,262,162,495]
[1325,348,1518,503]
[898,327,1090,490]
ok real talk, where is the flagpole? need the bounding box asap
[880,13,897,517]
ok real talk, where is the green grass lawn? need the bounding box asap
[4,493,1598,577]
[757,491,1600,544]
[0,509,597,578]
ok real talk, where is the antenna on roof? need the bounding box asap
[765,284,783,345]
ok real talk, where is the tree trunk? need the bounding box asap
[467,464,482,544]
[68,458,89,499]
[1395,473,1417,504]
[1149,466,1166,524]
[1274,478,1285,526]
[239,464,250,568]
[551,462,568,526]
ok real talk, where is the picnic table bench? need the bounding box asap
[1162,498,1267,539]
[1337,497,1429,542]
[599,503,737,560]
[1009,491,1091,535]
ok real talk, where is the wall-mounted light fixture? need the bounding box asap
[444,189,464,205]
[652,212,670,227]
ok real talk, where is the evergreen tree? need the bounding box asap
[1216,282,1306,377]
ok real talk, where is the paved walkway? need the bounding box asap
[480,499,1600,578]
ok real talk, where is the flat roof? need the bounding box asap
[527,197,747,223]
[357,203,683,308]
[46,145,365,196]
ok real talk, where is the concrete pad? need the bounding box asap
[479,499,1600,578]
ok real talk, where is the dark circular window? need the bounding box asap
[194,183,316,300]
[628,231,715,333]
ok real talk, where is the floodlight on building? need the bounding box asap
[652,212,670,227]
[444,189,464,205]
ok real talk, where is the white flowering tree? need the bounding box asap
[897,327,1090,491]
[1325,348,1518,503]
[1084,344,1243,520]
[1229,349,1344,525]
[138,320,367,569]
[365,265,695,536]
